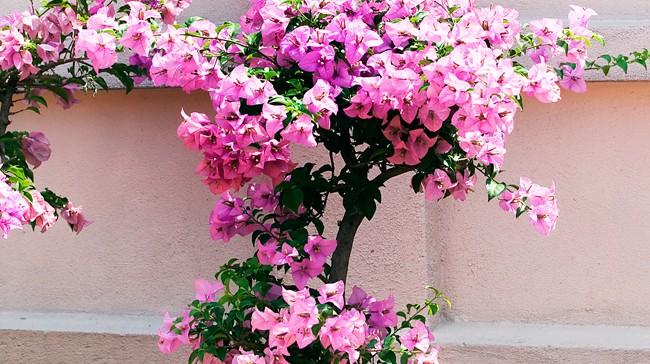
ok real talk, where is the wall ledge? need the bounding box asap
[436,321,650,351]
[0,311,161,336]
[3,312,650,351]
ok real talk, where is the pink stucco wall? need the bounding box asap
[2,81,649,326]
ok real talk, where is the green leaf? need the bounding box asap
[45,86,69,103]
[486,179,507,201]
[378,350,397,364]
[281,188,303,213]
[313,218,325,235]
[601,65,611,76]
[233,277,249,290]
[79,0,89,13]
[184,16,204,27]
[427,302,439,315]
[26,106,41,114]
[592,33,606,46]
[632,58,648,70]
[45,0,69,7]
[357,191,377,220]
[187,350,199,364]
[105,67,135,93]
[27,95,47,107]
[400,353,412,364]
[94,77,109,91]
[515,204,528,218]
[599,54,612,63]
[616,57,629,74]
[511,95,524,111]
[411,173,425,193]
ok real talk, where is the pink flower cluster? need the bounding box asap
[249,284,419,364]
[178,106,296,195]
[0,177,29,238]
[499,178,559,236]
[258,235,337,289]
[0,174,90,237]
[0,7,77,79]
[208,182,279,242]
[0,131,91,237]
[160,276,439,364]
[158,277,224,355]
[155,0,598,234]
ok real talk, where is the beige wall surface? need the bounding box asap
[432,82,650,326]
[1,83,649,361]
[1,82,649,361]
[0,87,431,316]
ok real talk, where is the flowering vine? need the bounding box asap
[1,0,648,363]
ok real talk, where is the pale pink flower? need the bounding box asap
[21,131,51,169]
[194,278,224,303]
[280,114,317,147]
[61,202,92,234]
[318,281,345,309]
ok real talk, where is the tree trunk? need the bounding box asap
[329,210,364,285]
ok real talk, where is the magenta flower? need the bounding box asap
[75,30,118,73]
[559,65,587,94]
[288,295,319,334]
[61,202,92,234]
[157,312,184,355]
[528,203,558,236]
[424,169,456,201]
[280,114,317,147]
[280,26,310,61]
[318,281,345,309]
[290,258,323,289]
[0,178,28,238]
[119,21,154,56]
[21,131,51,169]
[194,277,224,303]
[251,307,281,331]
[348,285,375,309]
[24,190,56,233]
[303,79,338,116]
[368,293,398,328]
[232,350,266,364]
[568,5,597,37]
[384,19,418,48]
[401,320,435,351]
[298,45,336,80]
[304,235,337,264]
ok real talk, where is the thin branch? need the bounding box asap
[37,57,86,73]
[372,165,416,186]
[9,108,31,116]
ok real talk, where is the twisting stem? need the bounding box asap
[1,76,18,134]
[329,209,364,285]
[0,75,18,162]
[329,164,416,285]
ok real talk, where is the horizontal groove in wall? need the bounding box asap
[3,312,650,352]
[0,312,161,336]
[436,321,650,351]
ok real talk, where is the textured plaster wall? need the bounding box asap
[2,83,649,327]
[432,82,650,326]
[0,88,429,316]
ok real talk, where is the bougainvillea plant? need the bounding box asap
[1,0,649,363]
